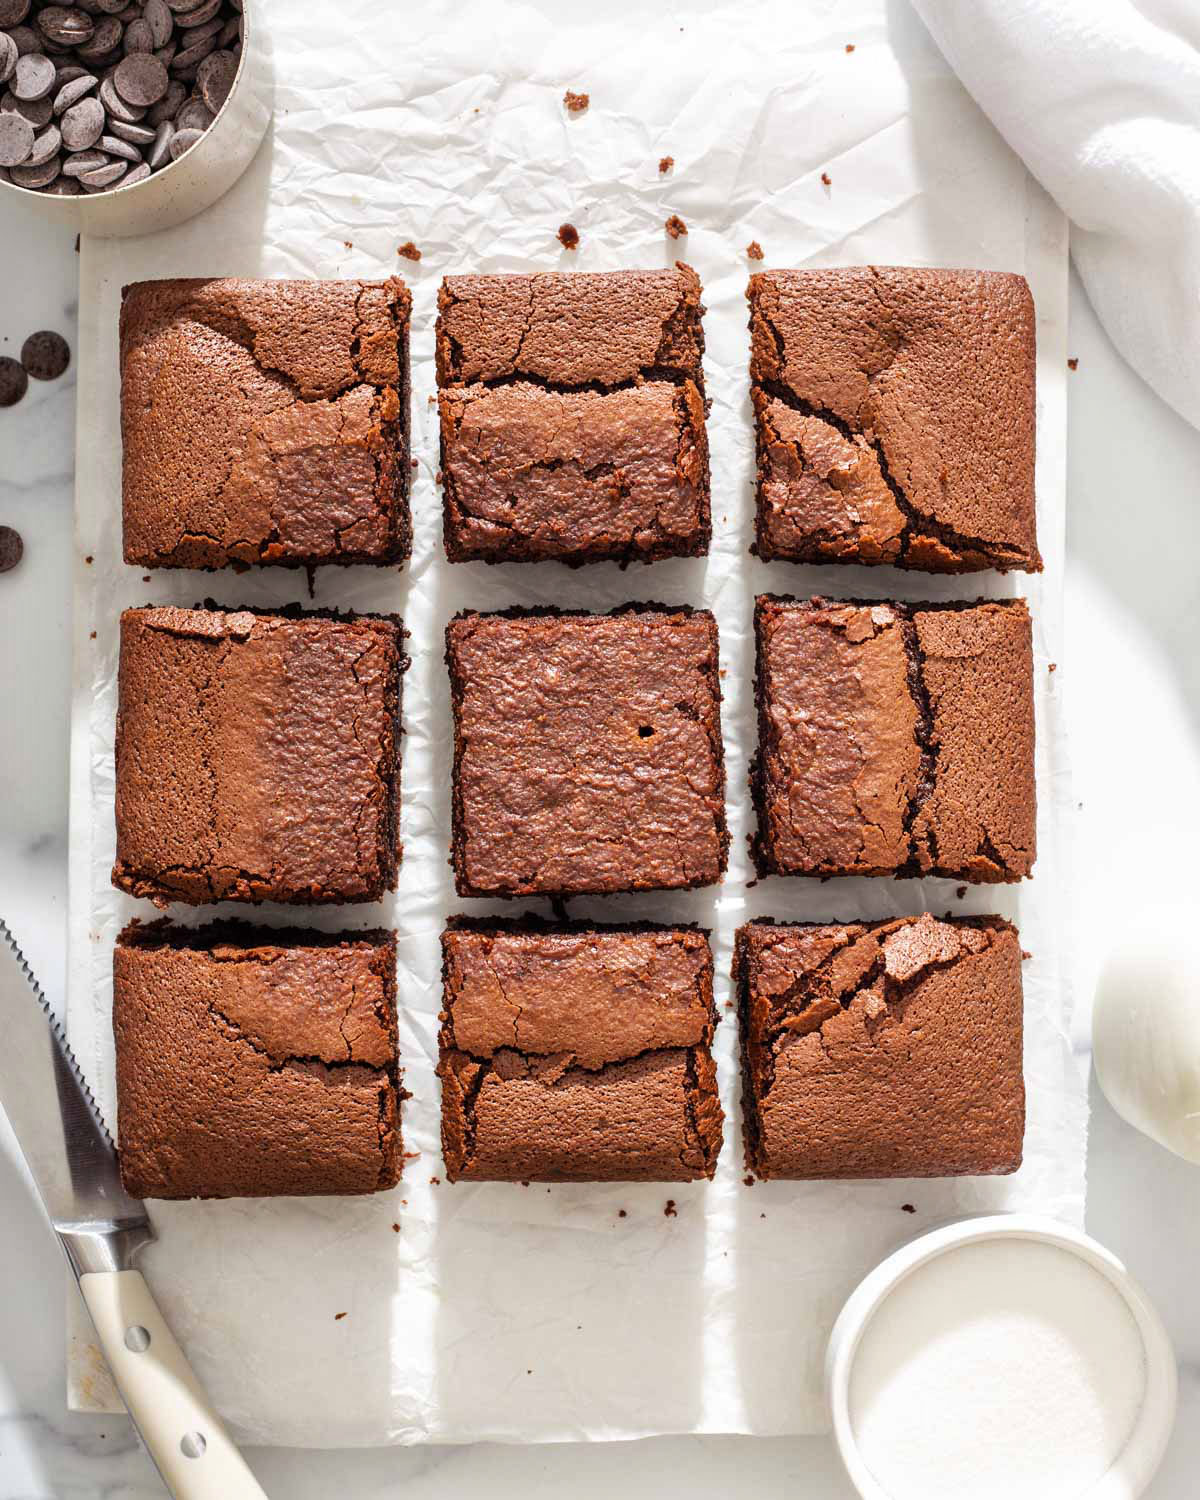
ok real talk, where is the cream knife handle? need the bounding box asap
[79,1270,268,1500]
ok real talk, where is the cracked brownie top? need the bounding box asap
[120,277,411,570]
[113,920,401,1199]
[438,919,722,1182]
[436,264,711,565]
[735,913,1025,1179]
[752,595,1036,882]
[748,266,1039,572]
[446,607,728,898]
[113,604,406,907]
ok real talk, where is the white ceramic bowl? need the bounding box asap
[1,3,271,238]
[826,1215,1177,1500]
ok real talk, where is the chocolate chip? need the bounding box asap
[80,154,123,184]
[20,329,70,380]
[146,75,182,121]
[10,148,58,184]
[37,8,97,47]
[0,105,32,162]
[5,24,37,55]
[145,114,169,163]
[98,128,138,159]
[60,143,105,173]
[98,70,143,121]
[106,113,152,142]
[60,91,103,146]
[169,29,214,69]
[12,50,56,100]
[25,120,60,162]
[178,15,221,45]
[0,525,24,572]
[0,355,27,405]
[166,120,198,156]
[174,0,220,25]
[0,31,17,82]
[52,71,96,111]
[120,157,147,183]
[73,14,121,59]
[122,16,153,51]
[196,44,232,110]
[2,87,52,124]
[173,93,209,130]
[0,0,30,25]
[143,0,172,46]
[41,170,76,191]
[113,49,165,104]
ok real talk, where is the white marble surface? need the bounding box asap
[1,204,1199,1495]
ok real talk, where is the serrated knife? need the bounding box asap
[0,918,268,1499]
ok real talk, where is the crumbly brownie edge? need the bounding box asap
[112,606,408,906]
[120,279,413,571]
[438,919,722,1182]
[749,595,1032,882]
[746,271,1041,574]
[440,378,711,567]
[734,915,1022,1179]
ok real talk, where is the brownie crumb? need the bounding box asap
[743,1174,755,1187]
[343,240,353,250]
[664,1199,678,1217]
[556,222,580,251]
[334,1311,347,1320]
[901,1203,916,1214]
[564,89,589,112]
[820,171,832,186]
[1022,949,1032,961]
[398,241,422,262]
[89,630,96,640]
[658,155,674,173]
[0,527,23,574]
[392,1223,400,1233]
[84,555,93,565]
[618,1209,627,1218]
[845,42,856,52]
[1067,357,1079,370]
[665,213,688,239]
[429,1176,440,1185]
[746,240,764,260]
[956,885,968,899]
[1049,662,1057,672]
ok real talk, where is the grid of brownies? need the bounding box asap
[110,261,1039,1200]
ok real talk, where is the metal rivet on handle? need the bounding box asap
[180,1431,207,1459]
[124,1324,151,1352]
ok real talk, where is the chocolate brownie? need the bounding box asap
[748,267,1039,572]
[439,919,722,1181]
[436,264,710,564]
[735,914,1025,1179]
[113,605,405,906]
[446,606,728,896]
[752,596,1035,883]
[113,921,401,1199]
[121,277,411,569]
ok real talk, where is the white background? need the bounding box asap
[3,13,1200,1500]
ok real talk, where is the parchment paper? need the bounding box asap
[66,0,1084,1445]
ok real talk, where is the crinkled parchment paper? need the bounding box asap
[66,0,1084,1445]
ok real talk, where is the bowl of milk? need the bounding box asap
[825,1216,1176,1500]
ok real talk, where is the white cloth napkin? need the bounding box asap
[911,0,1200,431]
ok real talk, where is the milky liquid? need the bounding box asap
[849,1240,1147,1500]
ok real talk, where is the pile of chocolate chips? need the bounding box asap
[0,0,244,196]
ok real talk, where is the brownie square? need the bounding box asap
[113,605,406,905]
[113,921,401,1199]
[439,919,722,1181]
[752,596,1035,883]
[735,914,1025,1179]
[121,277,411,569]
[748,267,1039,572]
[437,264,710,564]
[446,607,728,896]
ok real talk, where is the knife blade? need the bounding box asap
[0,918,268,1499]
[0,916,151,1270]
